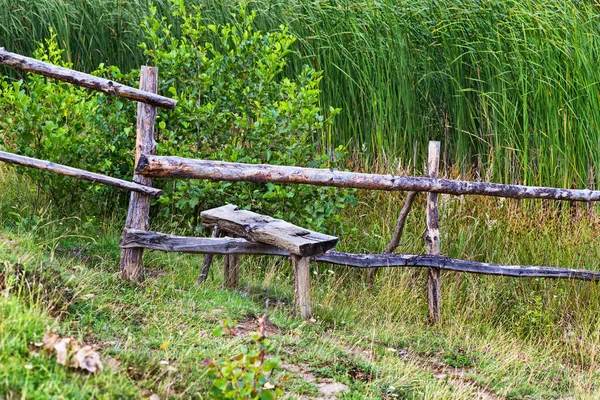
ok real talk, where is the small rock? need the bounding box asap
[317,382,349,397]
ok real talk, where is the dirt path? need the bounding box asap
[326,334,501,400]
[281,362,349,400]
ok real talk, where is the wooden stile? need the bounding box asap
[426,141,441,324]
[201,205,338,257]
[119,66,158,282]
[200,205,336,320]
[8,45,600,326]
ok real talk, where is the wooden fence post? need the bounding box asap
[425,141,441,323]
[291,255,312,320]
[119,66,158,281]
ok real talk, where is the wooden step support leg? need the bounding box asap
[425,141,441,323]
[119,66,158,282]
[220,230,241,289]
[291,255,312,320]
[223,253,240,289]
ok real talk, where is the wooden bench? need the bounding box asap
[200,204,338,319]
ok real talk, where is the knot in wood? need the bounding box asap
[104,81,117,96]
[424,230,440,244]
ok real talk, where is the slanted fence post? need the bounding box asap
[198,227,221,284]
[425,141,441,323]
[120,66,158,281]
[291,255,312,320]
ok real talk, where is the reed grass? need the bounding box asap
[1,0,599,189]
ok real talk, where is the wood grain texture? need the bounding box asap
[314,252,600,280]
[136,155,600,202]
[119,229,600,281]
[426,141,441,324]
[291,255,312,320]
[120,228,288,255]
[120,67,158,282]
[200,204,338,257]
[0,48,176,109]
[0,150,161,197]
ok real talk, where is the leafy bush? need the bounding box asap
[205,318,284,399]
[141,0,355,232]
[0,31,137,209]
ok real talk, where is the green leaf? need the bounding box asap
[212,326,224,337]
[259,389,276,400]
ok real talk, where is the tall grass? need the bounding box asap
[1,0,600,189]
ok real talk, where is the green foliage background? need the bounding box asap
[0,3,355,232]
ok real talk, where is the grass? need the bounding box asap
[3,165,600,399]
[1,0,600,189]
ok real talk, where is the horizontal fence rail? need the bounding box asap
[0,48,177,109]
[120,229,600,281]
[0,150,162,197]
[136,155,600,202]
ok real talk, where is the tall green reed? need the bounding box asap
[0,0,599,189]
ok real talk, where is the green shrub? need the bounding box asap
[206,318,284,399]
[0,31,136,210]
[140,0,355,232]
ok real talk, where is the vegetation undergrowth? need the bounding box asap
[2,166,600,399]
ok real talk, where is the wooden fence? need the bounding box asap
[1,48,600,323]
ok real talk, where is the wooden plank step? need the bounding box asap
[200,204,338,257]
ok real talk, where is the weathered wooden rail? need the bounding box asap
[0,150,162,197]
[136,154,600,202]
[2,49,599,322]
[0,48,176,108]
[120,229,600,281]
